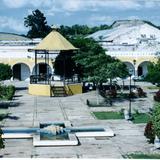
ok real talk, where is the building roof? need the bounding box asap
[88,20,160,45]
[0,32,30,41]
[34,30,78,51]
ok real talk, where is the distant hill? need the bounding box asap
[88,20,160,45]
[0,32,30,41]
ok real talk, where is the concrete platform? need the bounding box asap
[33,133,78,147]
[75,127,114,137]
[2,133,32,139]
[1,81,155,158]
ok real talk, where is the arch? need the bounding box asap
[32,63,52,75]
[12,63,30,81]
[123,61,135,75]
[137,61,152,77]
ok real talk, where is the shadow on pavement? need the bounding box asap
[0,102,24,109]
[5,115,19,120]
[15,87,28,91]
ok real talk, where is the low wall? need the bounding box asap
[28,83,82,96]
[28,84,51,96]
[65,83,82,95]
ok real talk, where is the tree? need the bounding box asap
[24,9,51,38]
[58,24,111,37]
[72,37,128,83]
[54,51,76,79]
[0,63,12,81]
[144,121,155,143]
[152,103,160,138]
[72,37,128,104]
[145,59,160,84]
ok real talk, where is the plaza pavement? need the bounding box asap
[0,81,157,158]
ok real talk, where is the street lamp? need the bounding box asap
[129,68,133,120]
[133,59,136,88]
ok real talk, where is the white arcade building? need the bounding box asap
[88,20,160,77]
[0,20,160,81]
[0,33,55,81]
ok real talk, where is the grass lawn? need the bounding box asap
[88,102,108,107]
[147,86,160,90]
[93,111,150,122]
[123,153,160,159]
[132,113,150,124]
[93,111,124,120]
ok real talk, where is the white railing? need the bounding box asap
[0,40,40,46]
[106,51,157,57]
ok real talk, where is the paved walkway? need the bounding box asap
[0,82,156,158]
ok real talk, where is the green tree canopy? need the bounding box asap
[24,10,112,38]
[145,59,160,84]
[54,51,76,78]
[71,37,128,84]
[0,63,12,81]
[58,24,111,38]
[152,103,160,138]
[24,9,51,38]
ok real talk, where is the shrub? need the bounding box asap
[144,121,155,143]
[0,63,12,81]
[0,85,6,99]
[133,109,140,115]
[129,91,136,98]
[0,85,15,100]
[119,108,125,116]
[106,88,117,98]
[154,90,160,102]
[86,99,89,105]
[137,87,146,97]
[152,103,160,138]
[6,85,15,100]
[99,90,106,98]
[0,127,4,149]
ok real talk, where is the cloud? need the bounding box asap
[0,16,27,33]
[91,15,113,22]
[90,0,141,10]
[89,15,114,25]
[144,1,160,8]
[52,0,142,12]
[2,0,27,8]
[2,0,143,11]
[4,0,160,12]
[28,0,142,17]
[29,0,54,8]
[127,16,141,20]
[2,0,54,8]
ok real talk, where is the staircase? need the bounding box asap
[52,86,67,97]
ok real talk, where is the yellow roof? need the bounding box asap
[34,30,78,51]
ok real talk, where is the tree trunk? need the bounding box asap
[109,78,112,106]
[122,79,125,91]
[96,83,100,105]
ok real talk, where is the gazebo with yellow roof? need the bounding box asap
[28,29,82,97]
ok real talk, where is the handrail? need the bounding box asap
[30,74,80,85]
[65,85,73,96]
[30,75,51,84]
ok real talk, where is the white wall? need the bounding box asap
[21,63,30,81]
[0,46,34,58]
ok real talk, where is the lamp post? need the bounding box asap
[133,59,136,88]
[129,68,133,120]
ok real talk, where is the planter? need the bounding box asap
[124,110,132,120]
[154,135,160,149]
[124,110,129,120]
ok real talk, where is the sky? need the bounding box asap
[0,0,160,34]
